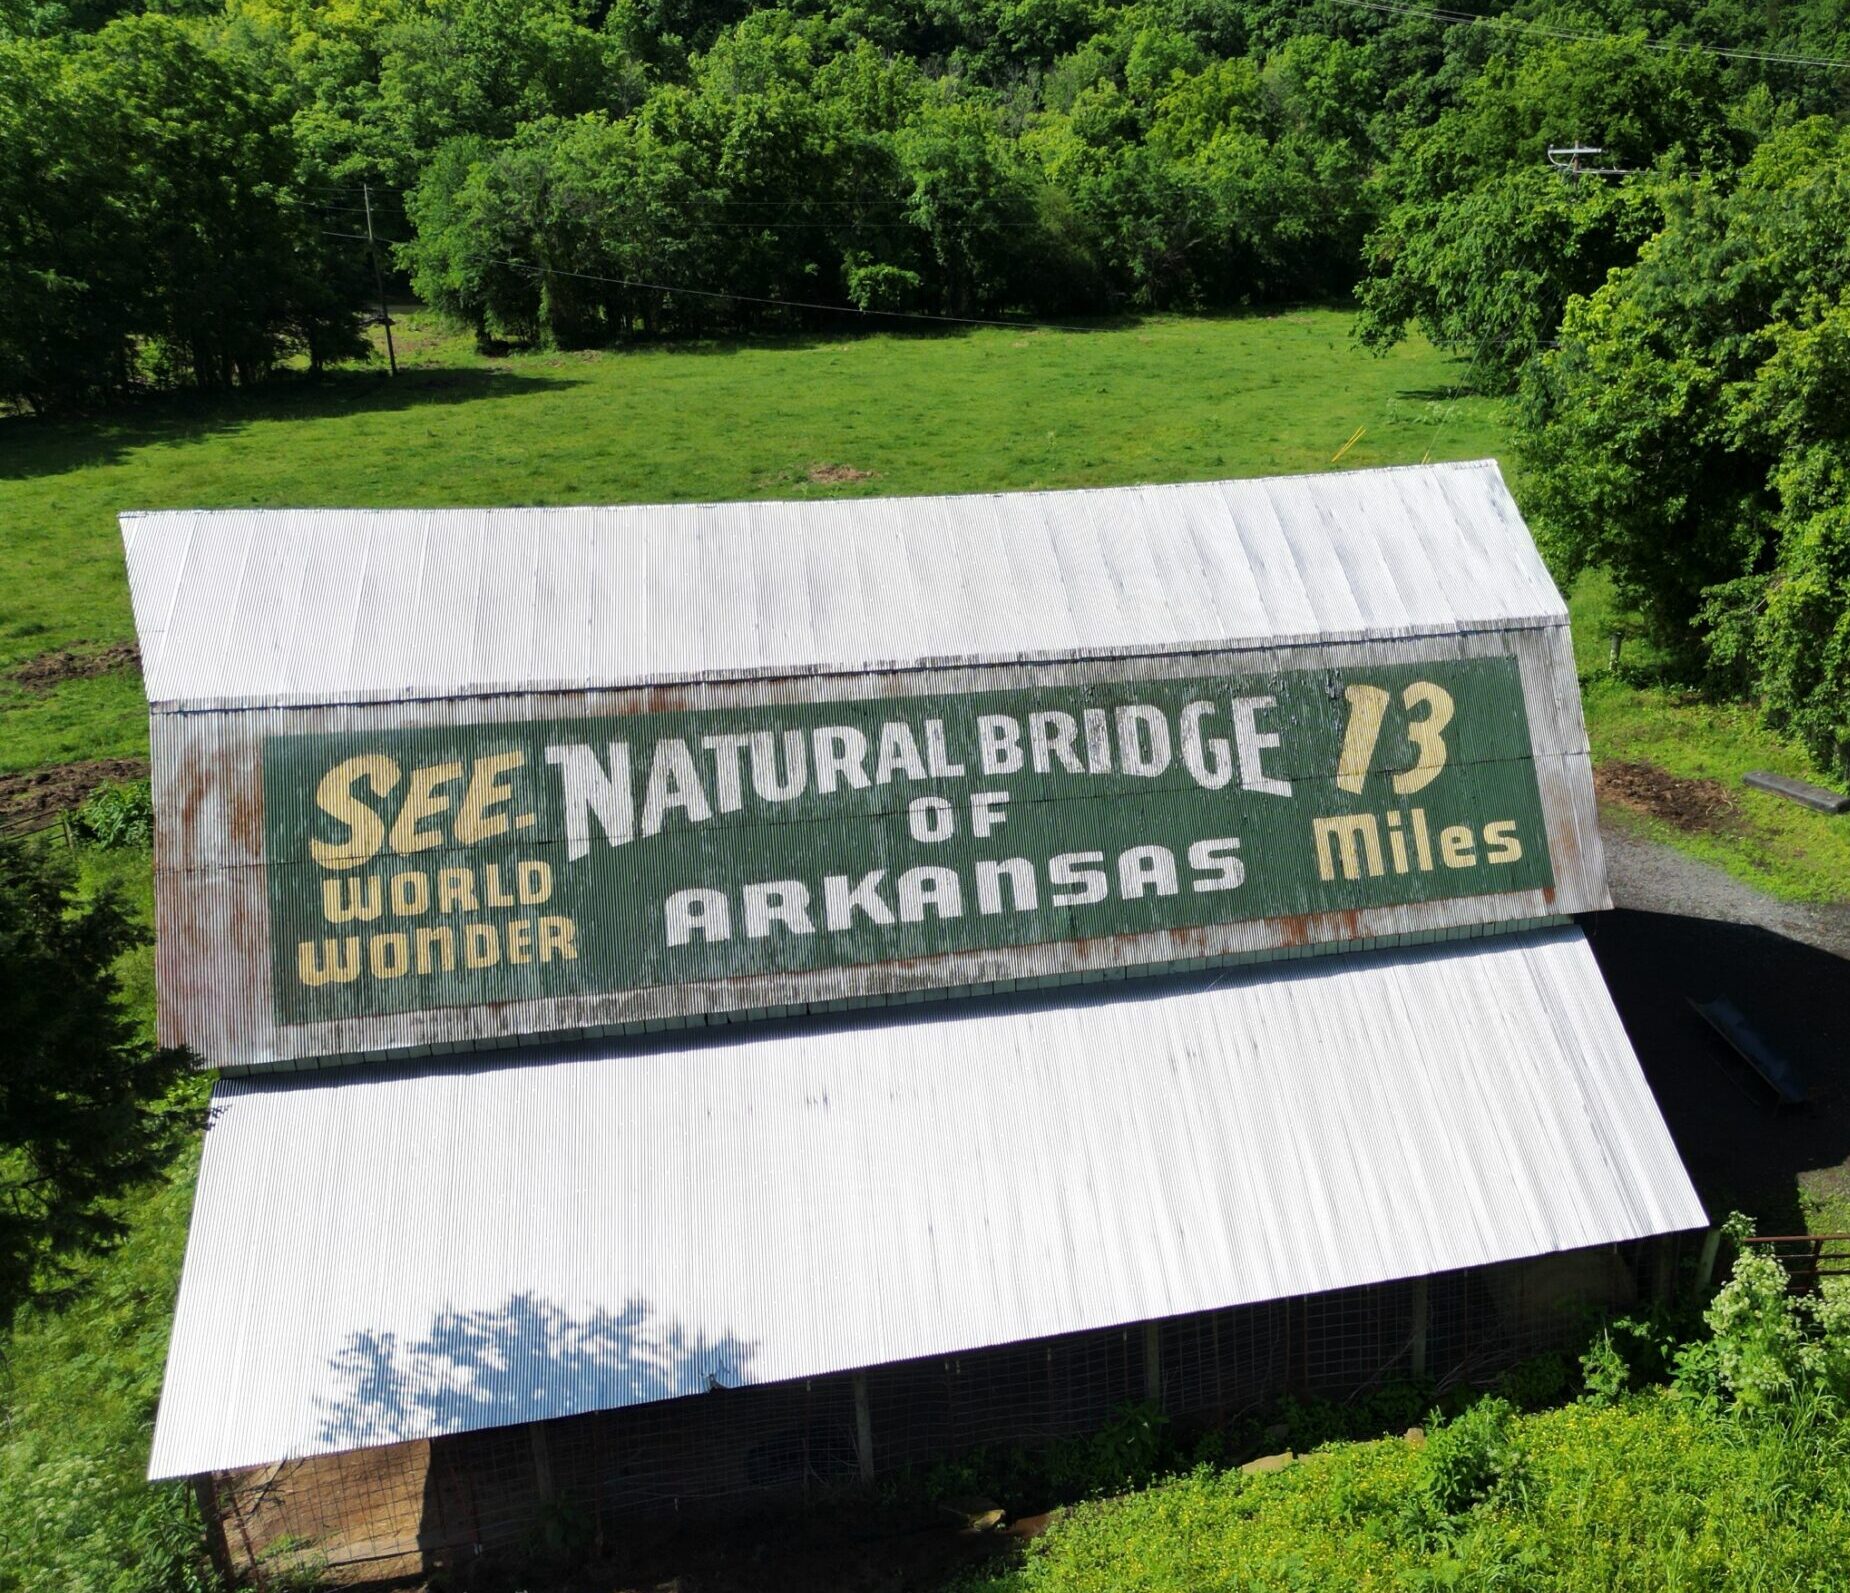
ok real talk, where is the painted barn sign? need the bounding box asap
[265,654,1551,1026]
[125,466,1607,1069]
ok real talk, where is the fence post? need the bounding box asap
[1409,1277,1429,1381]
[852,1372,876,1485]
[1695,1227,1724,1297]
[192,1473,238,1586]
[528,1422,555,1501]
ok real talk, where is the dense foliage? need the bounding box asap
[960,1239,1850,1592]
[4,0,1848,405]
[0,842,189,1319]
[1518,117,1850,779]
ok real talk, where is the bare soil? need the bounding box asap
[1594,760,1742,835]
[7,641,140,692]
[0,756,148,834]
[807,463,878,484]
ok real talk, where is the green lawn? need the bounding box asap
[3,307,1847,1591]
[1,310,1496,770]
[4,306,1846,903]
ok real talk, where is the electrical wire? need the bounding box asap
[317,230,1100,332]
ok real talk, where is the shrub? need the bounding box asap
[73,780,154,851]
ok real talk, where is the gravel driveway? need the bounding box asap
[1601,818,1850,962]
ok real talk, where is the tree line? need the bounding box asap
[2,0,1848,772]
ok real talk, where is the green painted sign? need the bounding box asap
[262,655,1553,1025]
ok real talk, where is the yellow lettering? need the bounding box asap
[1336,684,1390,794]
[1311,813,1385,882]
[310,756,398,870]
[389,871,430,916]
[538,916,577,962]
[1440,825,1477,869]
[368,933,411,979]
[438,868,478,913]
[389,761,462,856]
[416,926,456,974]
[516,860,553,905]
[506,918,534,965]
[297,936,360,986]
[454,752,525,844]
[465,923,500,968]
[1393,682,1455,796]
[1483,820,1523,864]
[321,876,382,924]
[483,863,516,908]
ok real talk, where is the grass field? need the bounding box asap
[1,310,1494,771]
[4,306,1844,896]
[2,306,1847,1591]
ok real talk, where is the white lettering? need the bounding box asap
[1232,696,1292,796]
[545,742,634,861]
[898,865,963,922]
[824,870,896,930]
[744,880,816,937]
[1179,701,1234,790]
[666,888,731,946]
[813,726,871,795]
[640,739,713,838]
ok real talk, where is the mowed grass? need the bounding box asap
[1,310,1494,769]
[2,307,1846,898]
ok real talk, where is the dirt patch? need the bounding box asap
[807,462,878,485]
[0,757,148,835]
[1596,760,1742,835]
[7,641,140,693]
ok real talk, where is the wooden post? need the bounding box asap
[1650,1239,1676,1304]
[1695,1227,1724,1297]
[852,1371,876,1485]
[363,183,398,376]
[1409,1277,1430,1380]
[528,1422,555,1500]
[1143,1321,1163,1408]
[192,1473,237,1586]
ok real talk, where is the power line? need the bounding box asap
[1327,0,1850,72]
[318,229,1099,334]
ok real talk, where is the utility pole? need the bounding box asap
[363,182,398,375]
[1545,146,1634,187]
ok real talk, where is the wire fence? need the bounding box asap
[209,1235,1689,1585]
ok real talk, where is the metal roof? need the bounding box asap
[149,924,1703,1479]
[123,462,1561,711]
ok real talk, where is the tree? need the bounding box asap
[0,845,190,1318]
[0,16,370,412]
[0,37,145,412]
[1355,29,1740,389]
[1516,118,1850,776]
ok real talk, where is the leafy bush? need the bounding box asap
[1042,1402,1170,1499]
[956,1241,1850,1593]
[73,779,154,851]
[1419,1397,1524,1519]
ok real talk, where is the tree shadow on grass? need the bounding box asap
[0,365,578,482]
[1394,385,1484,404]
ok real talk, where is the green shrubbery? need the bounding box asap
[957,1236,1850,1592]
[73,779,155,851]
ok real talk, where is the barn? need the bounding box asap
[125,461,1706,1580]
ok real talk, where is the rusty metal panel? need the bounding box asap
[124,464,1606,1071]
[146,926,1705,1479]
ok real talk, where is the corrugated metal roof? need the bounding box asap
[123,462,1561,711]
[149,924,1703,1479]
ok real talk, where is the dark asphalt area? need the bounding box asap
[1590,819,1850,1230]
